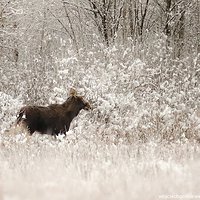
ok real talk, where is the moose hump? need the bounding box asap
[16,89,91,136]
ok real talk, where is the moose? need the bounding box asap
[16,89,91,136]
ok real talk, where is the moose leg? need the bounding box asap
[27,126,35,135]
[64,124,70,133]
[53,127,67,137]
[17,119,33,135]
[57,130,66,136]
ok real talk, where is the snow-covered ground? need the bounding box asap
[0,132,200,200]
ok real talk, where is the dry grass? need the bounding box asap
[0,129,200,200]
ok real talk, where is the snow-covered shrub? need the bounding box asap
[0,92,23,133]
[1,34,200,143]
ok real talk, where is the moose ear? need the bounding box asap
[69,88,77,97]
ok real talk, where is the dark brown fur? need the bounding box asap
[16,92,91,136]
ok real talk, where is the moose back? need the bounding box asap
[16,90,91,136]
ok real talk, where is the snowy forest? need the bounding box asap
[0,0,200,199]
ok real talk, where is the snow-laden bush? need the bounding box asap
[1,35,200,143]
[0,92,23,133]
[41,40,198,143]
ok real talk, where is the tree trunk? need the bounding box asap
[102,0,109,46]
[164,0,172,47]
[176,10,185,58]
[197,0,200,53]
[128,0,134,39]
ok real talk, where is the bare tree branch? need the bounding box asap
[47,8,73,41]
